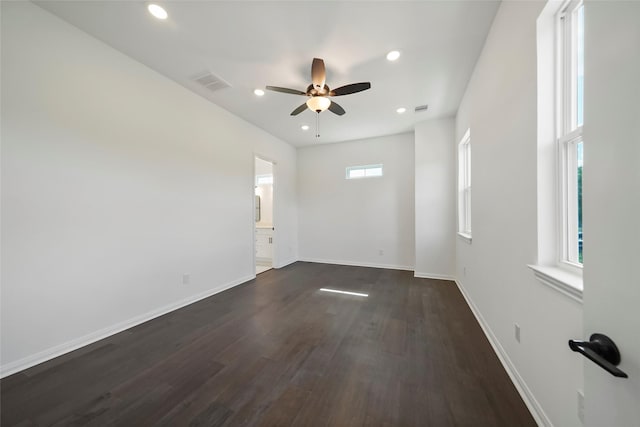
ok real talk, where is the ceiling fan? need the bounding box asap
[265,58,371,116]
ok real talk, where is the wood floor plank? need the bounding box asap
[0,262,536,426]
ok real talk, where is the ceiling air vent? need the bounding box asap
[191,71,231,93]
[414,104,429,113]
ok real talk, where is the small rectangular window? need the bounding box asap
[558,0,584,266]
[458,129,471,239]
[346,164,383,179]
[256,174,273,185]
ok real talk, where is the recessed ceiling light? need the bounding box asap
[148,4,168,20]
[254,89,265,96]
[396,107,406,114]
[301,125,310,131]
[386,50,400,61]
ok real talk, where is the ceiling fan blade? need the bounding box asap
[328,101,346,116]
[329,82,371,96]
[266,86,307,96]
[290,103,308,116]
[311,58,326,91]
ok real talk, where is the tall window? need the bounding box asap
[458,129,471,239]
[558,0,584,265]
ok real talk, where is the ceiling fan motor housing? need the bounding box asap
[306,84,329,96]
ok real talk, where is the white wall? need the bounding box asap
[414,118,455,280]
[455,2,583,427]
[0,2,297,376]
[297,133,415,270]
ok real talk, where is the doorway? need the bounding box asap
[254,156,274,275]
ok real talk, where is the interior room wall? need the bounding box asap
[0,2,297,376]
[297,133,415,270]
[414,118,456,280]
[454,2,583,426]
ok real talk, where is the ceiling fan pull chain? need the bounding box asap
[316,112,320,138]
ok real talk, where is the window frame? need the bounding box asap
[345,164,383,180]
[457,129,472,241]
[556,0,584,270]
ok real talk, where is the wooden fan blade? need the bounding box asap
[266,86,307,95]
[328,101,346,116]
[290,103,308,116]
[329,82,371,96]
[311,58,326,91]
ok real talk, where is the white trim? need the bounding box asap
[413,272,456,281]
[528,264,583,303]
[253,152,278,166]
[457,129,472,236]
[274,257,297,269]
[252,157,257,272]
[455,279,553,427]
[558,127,582,144]
[299,257,413,272]
[253,154,278,269]
[556,0,584,267]
[558,132,583,266]
[457,232,472,244]
[0,274,254,379]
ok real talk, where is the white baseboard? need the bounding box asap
[413,272,456,281]
[274,257,298,269]
[299,257,414,272]
[454,280,552,427]
[0,274,254,379]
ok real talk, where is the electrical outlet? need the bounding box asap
[182,273,190,285]
[378,249,384,256]
[577,390,584,423]
[515,324,521,343]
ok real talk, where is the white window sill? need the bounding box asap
[528,264,583,303]
[457,232,472,244]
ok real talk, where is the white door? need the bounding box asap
[583,2,640,425]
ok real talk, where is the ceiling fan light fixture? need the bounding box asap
[254,89,265,96]
[147,4,168,20]
[306,96,331,112]
[396,107,406,114]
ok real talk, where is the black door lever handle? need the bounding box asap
[569,333,628,378]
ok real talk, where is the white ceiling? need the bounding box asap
[35,1,500,147]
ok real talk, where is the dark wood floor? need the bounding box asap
[1,262,535,426]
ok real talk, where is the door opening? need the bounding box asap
[254,157,274,275]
